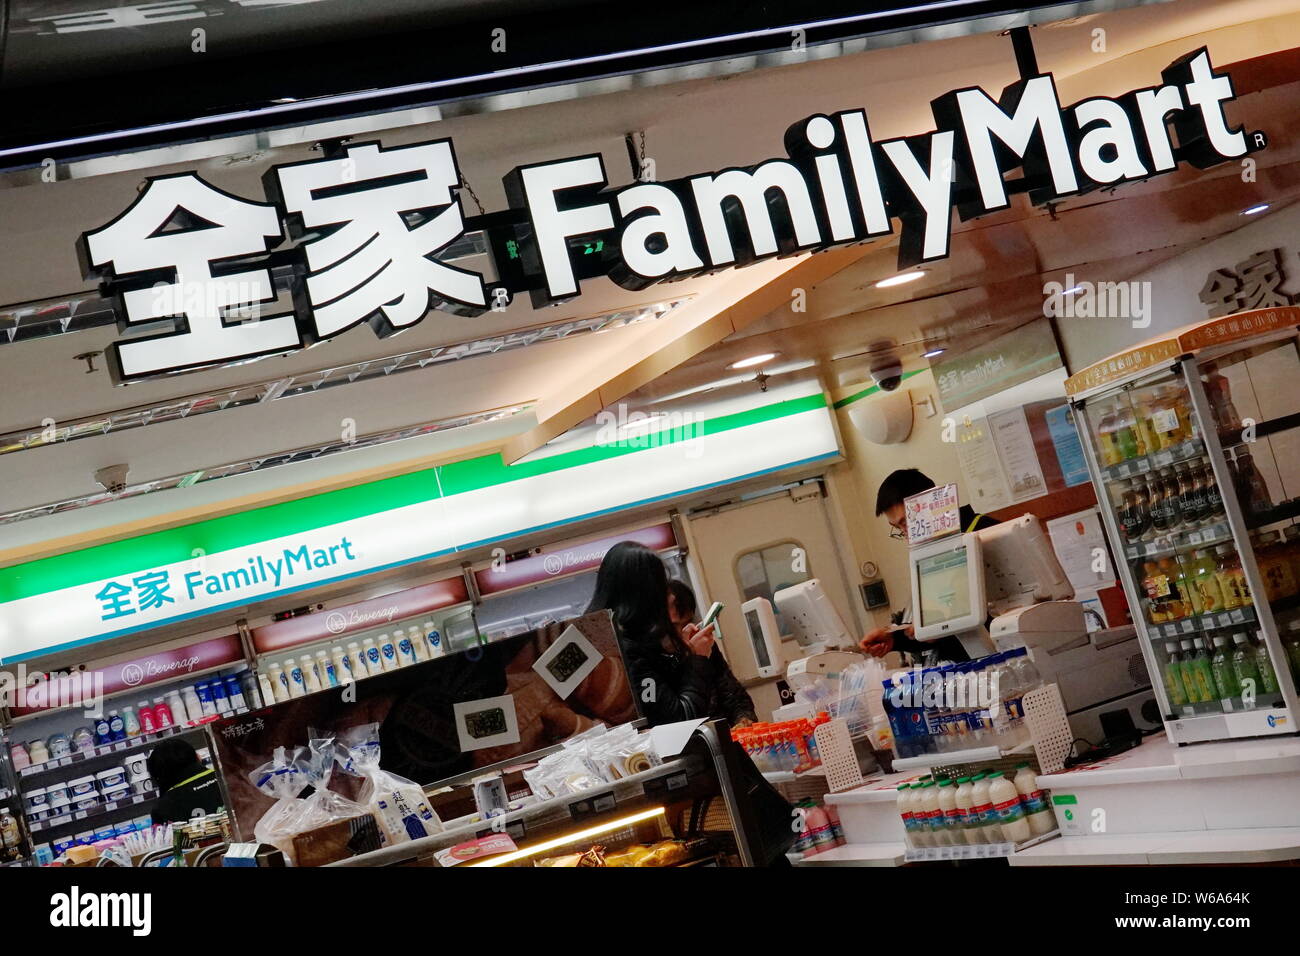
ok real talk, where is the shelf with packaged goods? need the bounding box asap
[14,721,221,785]
[330,755,701,867]
[28,788,159,835]
[1144,603,1259,640]
[1121,520,1235,563]
[889,741,1035,773]
[1101,437,1205,483]
[1246,497,1300,531]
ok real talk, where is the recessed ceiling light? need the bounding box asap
[729,352,777,369]
[923,347,946,358]
[875,271,926,289]
[1241,203,1270,216]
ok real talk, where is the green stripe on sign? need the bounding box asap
[0,392,828,602]
[437,392,827,496]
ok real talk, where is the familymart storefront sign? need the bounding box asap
[81,48,1259,382]
[0,391,837,663]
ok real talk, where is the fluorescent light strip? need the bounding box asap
[1,1,995,160]
[469,806,667,867]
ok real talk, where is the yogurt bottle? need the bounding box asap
[120,705,141,738]
[988,770,1031,844]
[137,701,157,735]
[361,638,384,677]
[423,621,444,659]
[396,632,419,668]
[954,775,978,845]
[347,642,369,680]
[152,696,173,729]
[93,715,112,746]
[969,772,999,843]
[1014,763,1055,836]
[330,646,352,684]
[266,663,290,703]
[377,633,400,672]
[164,690,185,725]
[300,655,323,693]
[224,675,247,710]
[936,778,959,846]
[316,650,338,688]
[287,659,308,698]
[408,627,430,663]
[194,680,216,717]
[209,677,229,713]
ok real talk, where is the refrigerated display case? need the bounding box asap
[1066,306,1300,744]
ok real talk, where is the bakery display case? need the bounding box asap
[1066,307,1300,744]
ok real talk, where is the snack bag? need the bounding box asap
[338,723,442,845]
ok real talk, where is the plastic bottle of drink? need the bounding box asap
[313,650,337,688]
[330,646,350,685]
[121,704,141,738]
[226,674,248,710]
[153,695,173,729]
[1254,635,1280,695]
[210,676,229,713]
[954,776,978,845]
[1189,639,1216,702]
[267,662,291,703]
[407,626,430,663]
[1199,458,1226,519]
[423,620,445,659]
[937,778,960,846]
[395,631,419,668]
[1162,643,1187,708]
[919,781,942,847]
[988,770,1030,844]
[1013,763,1055,836]
[1284,620,1300,682]
[137,701,157,735]
[969,771,999,843]
[165,689,186,724]
[908,783,931,847]
[1096,405,1121,466]
[377,633,400,672]
[897,784,916,848]
[297,655,320,693]
[361,638,384,676]
[182,687,205,721]
[1231,633,1261,702]
[195,679,217,716]
[284,659,305,697]
[1209,635,1239,702]
[346,642,368,679]
[1177,640,1202,703]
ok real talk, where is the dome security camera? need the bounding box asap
[95,464,130,495]
[869,358,904,392]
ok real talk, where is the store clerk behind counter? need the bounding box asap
[859,469,997,664]
[147,737,224,823]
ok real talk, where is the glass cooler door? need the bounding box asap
[1073,356,1300,743]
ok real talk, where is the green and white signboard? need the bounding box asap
[0,390,838,663]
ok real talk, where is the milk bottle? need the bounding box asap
[346,642,369,679]
[408,626,430,663]
[969,772,1000,843]
[988,771,1030,844]
[361,638,384,676]
[301,655,324,693]
[920,781,942,847]
[897,784,916,848]
[909,783,931,847]
[330,646,351,685]
[954,776,978,845]
[378,633,400,672]
[937,778,960,846]
[1013,763,1055,836]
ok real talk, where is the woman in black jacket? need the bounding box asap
[586,542,722,726]
[666,579,757,729]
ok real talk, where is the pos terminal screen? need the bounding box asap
[745,608,771,669]
[917,545,972,627]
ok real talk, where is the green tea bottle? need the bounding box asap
[1232,632,1262,703]
[1178,639,1203,703]
[1163,643,1187,708]
[1209,635,1239,700]
[1189,639,1216,702]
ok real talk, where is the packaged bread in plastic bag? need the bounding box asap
[338,722,443,845]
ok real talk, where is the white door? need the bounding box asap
[684,483,861,719]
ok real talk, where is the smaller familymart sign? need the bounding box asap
[0,391,837,663]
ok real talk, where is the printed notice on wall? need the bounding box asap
[1046,509,1116,591]
[952,414,1012,513]
[988,407,1046,504]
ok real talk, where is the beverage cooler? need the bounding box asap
[1066,307,1300,744]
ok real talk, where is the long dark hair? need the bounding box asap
[587,541,680,651]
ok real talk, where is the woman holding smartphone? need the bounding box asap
[586,541,754,728]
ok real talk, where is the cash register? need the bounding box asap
[909,514,1155,743]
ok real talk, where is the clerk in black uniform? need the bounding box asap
[859,469,998,664]
[147,738,223,823]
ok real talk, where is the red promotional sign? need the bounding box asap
[10,634,244,716]
[475,523,677,596]
[251,577,469,654]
